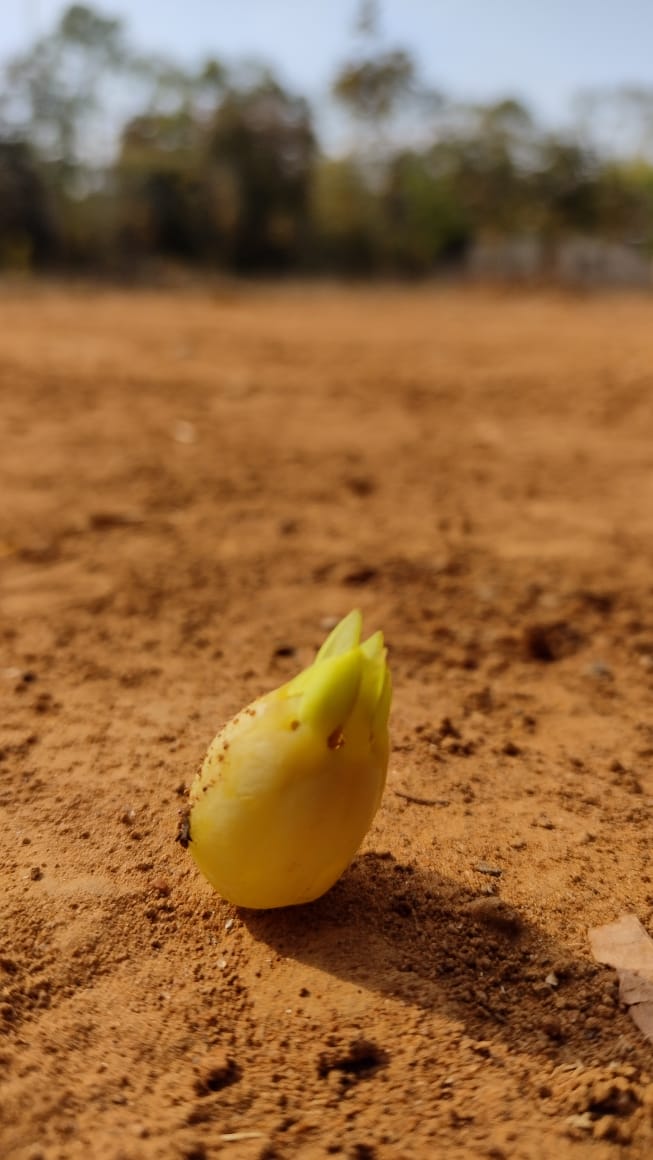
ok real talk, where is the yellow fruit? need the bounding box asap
[183,610,391,908]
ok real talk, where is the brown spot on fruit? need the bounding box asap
[327,726,345,750]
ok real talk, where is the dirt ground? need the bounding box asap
[2,282,653,1160]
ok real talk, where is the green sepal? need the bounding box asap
[299,648,363,738]
[314,609,362,663]
[357,631,387,718]
[373,667,392,734]
[360,630,385,664]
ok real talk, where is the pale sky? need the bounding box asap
[3,0,653,128]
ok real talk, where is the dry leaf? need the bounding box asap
[589,913,653,1044]
[629,1002,653,1042]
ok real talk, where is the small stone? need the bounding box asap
[502,740,521,757]
[194,1050,241,1096]
[474,861,503,878]
[273,644,295,658]
[532,815,555,830]
[29,866,43,881]
[593,1115,630,1144]
[565,1113,593,1134]
[172,419,197,445]
[320,616,339,632]
[465,897,523,935]
[541,1015,564,1040]
[469,1039,492,1057]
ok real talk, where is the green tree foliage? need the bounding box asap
[333,50,416,124]
[310,157,383,273]
[115,111,209,261]
[113,77,316,271]
[206,80,315,270]
[426,100,539,236]
[611,160,653,243]
[0,140,56,267]
[1,4,128,184]
[532,138,602,237]
[381,151,471,272]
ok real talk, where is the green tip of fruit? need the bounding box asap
[315,609,362,663]
[299,647,363,738]
[360,629,385,663]
[283,611,390,739]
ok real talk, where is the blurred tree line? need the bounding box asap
[1,3,652,277]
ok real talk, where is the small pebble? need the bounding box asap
[465,896,523,935]
[502,740,521,757]
[474,861,503,877]
[172,419,197,445]
[320,616,339,632]
[532,815,555,830]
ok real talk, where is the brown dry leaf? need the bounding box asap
[589,913,653,1043]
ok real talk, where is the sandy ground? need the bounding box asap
[2,282,653,1160]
